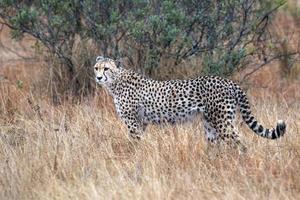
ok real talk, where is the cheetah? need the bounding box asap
[93,56,286,149]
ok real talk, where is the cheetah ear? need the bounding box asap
[96,56,104,62]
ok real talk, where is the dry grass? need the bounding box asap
[0,84,299,200]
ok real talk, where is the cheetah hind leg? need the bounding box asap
[218,123,247,153]
[203,120,218,143]
[202,119,225,158]
[202,116,247,153]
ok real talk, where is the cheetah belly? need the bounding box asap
[140,100,205,125]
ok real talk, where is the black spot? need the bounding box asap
[276,125,280,136]
[245,116,254,124]
[271,130,277,139]
[250,121,257,129]
[258,125,263,133]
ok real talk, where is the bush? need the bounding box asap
[0,0,284,98]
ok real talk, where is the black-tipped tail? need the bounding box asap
[237,88,286,139]
[271,120,286,139]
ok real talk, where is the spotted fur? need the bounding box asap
[94,57,286,149]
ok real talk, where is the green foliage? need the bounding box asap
[16,80,23,89]
[0,0,284,95]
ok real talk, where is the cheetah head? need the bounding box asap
[94,56,121,85]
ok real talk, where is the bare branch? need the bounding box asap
[241,52,299,80]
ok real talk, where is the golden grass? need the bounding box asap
[0,84,299,200]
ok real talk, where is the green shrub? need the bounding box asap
[0,0,284,97]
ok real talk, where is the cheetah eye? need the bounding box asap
[95,67,98,71]
[104,67,109,71]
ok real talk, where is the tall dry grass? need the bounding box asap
[0,82,299,200]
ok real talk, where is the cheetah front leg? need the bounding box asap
[124,116,143,139]
[119,109,144,140]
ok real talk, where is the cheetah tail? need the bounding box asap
[237,89,286,139]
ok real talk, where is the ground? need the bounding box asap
[0,93,299,199]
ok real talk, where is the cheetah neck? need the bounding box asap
[104,68,146,97]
